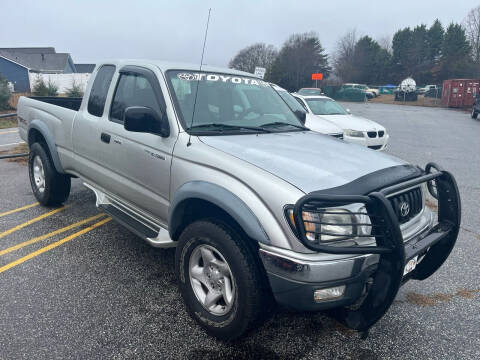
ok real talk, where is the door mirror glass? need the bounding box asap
[123,106,170,137]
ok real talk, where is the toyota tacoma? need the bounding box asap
[17,60,461,340]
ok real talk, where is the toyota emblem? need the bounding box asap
[400,202,410,217]
[177,73,196,81]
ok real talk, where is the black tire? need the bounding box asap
[28,142,71,206]
[175,220,269,340]
[471,108,478,119]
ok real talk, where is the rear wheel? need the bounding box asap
[28,142,71,206]
[175,220,269,340]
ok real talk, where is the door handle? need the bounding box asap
[100,132,111,144]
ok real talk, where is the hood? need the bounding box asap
[200,131,405,193]
[314,114,385,132]
[304,114,343,135]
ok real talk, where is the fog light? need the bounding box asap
[313,285,346,302]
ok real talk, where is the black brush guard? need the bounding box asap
[292,163,461,332]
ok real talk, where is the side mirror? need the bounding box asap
[346,108,351,114]
[123,106,170,137]
[294,109,307,124]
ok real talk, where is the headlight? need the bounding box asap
[344,129,364,137]
[287,208,355,243]
[286,207,372,243]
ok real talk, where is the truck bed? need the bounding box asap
[17,96,81,172]
[29,96,82,111]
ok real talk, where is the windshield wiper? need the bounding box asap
[260,122,309,130]
[188,123,271,133]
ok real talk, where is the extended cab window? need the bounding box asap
[87,65,115,117]
[110,73,161,123]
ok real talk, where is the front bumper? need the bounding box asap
[344,133,389,150]
[260,163,460,330]
[260,246,380,311]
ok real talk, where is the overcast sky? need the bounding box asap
[1,0,479,67]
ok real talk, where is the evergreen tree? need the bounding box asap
[439,23,472,79]
[392,27,413,80]
[0,74,12,110]
[428,19,444,61]
[267,32,330,91]
[350,36,392,84]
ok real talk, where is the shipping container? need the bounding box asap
[441,79,480,108]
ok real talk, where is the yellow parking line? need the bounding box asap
[0,217,111,274]
[0,202,39,218]
[0,206,68,240]
[0,213,106,256]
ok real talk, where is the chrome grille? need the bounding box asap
[367,131,377,138]
[388,187,423,224]
[378,130,385,137]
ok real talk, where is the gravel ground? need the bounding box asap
[0,103,479,359]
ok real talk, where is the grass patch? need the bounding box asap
[369,94,443,107]
[0,142,29,165]
[0,115,17,129]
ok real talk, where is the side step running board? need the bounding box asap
[85,183,176,248]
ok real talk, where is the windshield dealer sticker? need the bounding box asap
[177,72,269,86]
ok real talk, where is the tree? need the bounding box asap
[350,36,392,84]
[377,35,392,54]
[439,23,472,80]
[464,6,480,76]
[0,74,12,110]
[392,27,414,80]
[32,76,49,96]
[333,29,358,82]
[391,22,442,84]
[32,77,58,96]
[410,25,432,84]
[228,43,277,74]
[46,79,58,96]
[267,32,330,91]
[65,79,84,97]
[428,19,444,61]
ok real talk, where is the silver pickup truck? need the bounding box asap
[18,60,461,340]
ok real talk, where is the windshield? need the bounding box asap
[305,98,349,115]
[166,70,303,134]
[298,88,321,96]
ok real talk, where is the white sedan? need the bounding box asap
[272,84,344,139]
[293,94,389,150]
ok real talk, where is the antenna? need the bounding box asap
[187,8,212,147]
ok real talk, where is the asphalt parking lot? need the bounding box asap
[0,103,479,359]
[0,126,22,149]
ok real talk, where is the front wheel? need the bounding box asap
[471,108,478,119]
[175,220,269,340]
[28,142,71,206]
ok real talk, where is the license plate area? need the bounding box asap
[403,256,418,276]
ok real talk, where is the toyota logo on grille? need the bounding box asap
[399,202,410,217]
[177,73,196,81]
